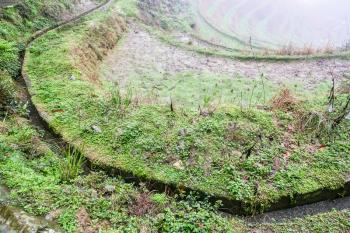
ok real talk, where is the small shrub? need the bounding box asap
[300,111,332,138]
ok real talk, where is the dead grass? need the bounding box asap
[275,42,335,56]
[72,13,126,85]
[76,207,112,233]
[338,78,350,94]
[76,207,96,233]
[270,88,298,111]
[129,192,157,216]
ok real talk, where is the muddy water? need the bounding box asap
[197,0,350,48]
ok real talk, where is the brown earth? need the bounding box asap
[101,24,350,91]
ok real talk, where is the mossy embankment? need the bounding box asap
[1,107,349,232]
[0,105,244,232]
[23,0,350,215]
[0,0,101,82]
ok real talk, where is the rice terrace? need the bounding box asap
[195,0,350,51]
[0,0,350,232]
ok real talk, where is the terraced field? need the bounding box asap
[195,0,350,51]
[21,0,350,214]
[1,0,350,232]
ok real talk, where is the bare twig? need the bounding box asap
[332,95,350,129]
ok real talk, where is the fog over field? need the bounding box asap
[196,0,350,49]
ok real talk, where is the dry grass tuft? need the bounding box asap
[270,88,298,111]
[338,78,350,94]
[275,42,335,56]
[129,192,157,216]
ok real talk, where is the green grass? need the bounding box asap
[115,0,138,18]
[0,0,94,98]
[101,70,276,108]
[1,0,350,231]
[23,2,350,213]
[256,210,350,233]
[101,66,335,110]
[0,114,350,232]
[0,115,244,233]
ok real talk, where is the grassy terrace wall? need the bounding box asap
[23,0,350,214]
[0,0,100,107]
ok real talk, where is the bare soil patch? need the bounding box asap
[101,24,350,91]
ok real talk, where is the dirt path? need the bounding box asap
[102,24,350,91]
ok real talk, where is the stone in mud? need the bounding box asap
[0,185,9,203]
[69,75,76,81]
[104,185,116,193]
[173,160,184,170]
[91,189,98,199]
[91,125,102,133]
[45,209,63,221]
[178,128,188,137]
[346,112,350,120]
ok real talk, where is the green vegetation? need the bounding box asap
[0,0,350,232]
[1,113,350,232]
[116,0,138,18]
[101,69,333,109]
[257,211,350,232]
[0,114,243,232]
[0,72,16,109]
[0,0,92,104]
[23,0,350,214]
[59,147,86,182]
[1,114,350,232]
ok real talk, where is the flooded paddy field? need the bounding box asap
[195,0,350,50]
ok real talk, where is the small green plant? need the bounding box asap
[59,146,85,182]
[123,86,133,108]
[111,84,122,109]
[110,84,133,111]
[203,93,212,108]
[151,193,168,205]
